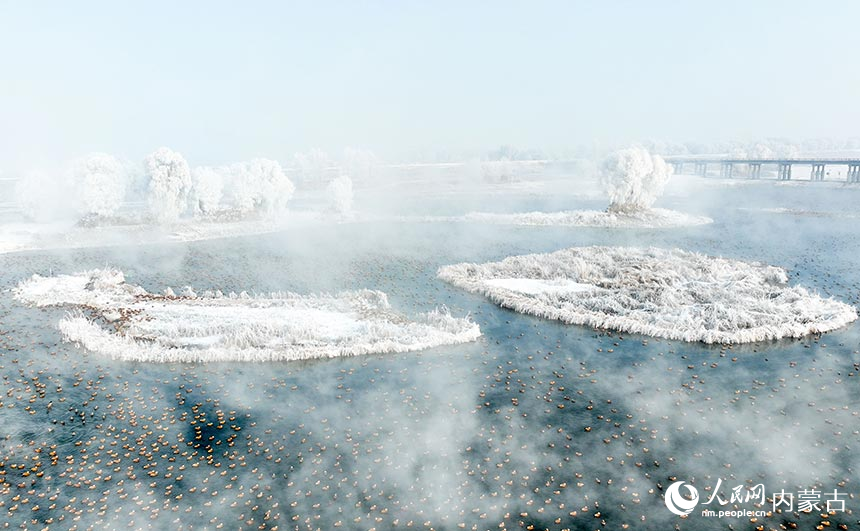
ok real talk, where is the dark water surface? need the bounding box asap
[0,182,859,530]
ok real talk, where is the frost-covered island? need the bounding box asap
[439,246,857,344]
[14,269,480,362]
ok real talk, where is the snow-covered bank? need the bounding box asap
[438,246,856,344]
[401,208,711,228]
[0,211,337,255]
[458,208,712,228]
[14,270,480,362]
[740,207,860,219]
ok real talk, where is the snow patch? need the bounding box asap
[15,270,481,362]
[438,246,856,344]
[484,278,601,296]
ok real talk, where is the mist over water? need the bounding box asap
[0,174,859,530]
[3,2,860,527]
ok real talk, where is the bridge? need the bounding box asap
[663,157,860,183]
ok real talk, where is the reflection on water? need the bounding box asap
[0,183,858,530]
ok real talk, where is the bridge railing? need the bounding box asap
[664,158,860,183]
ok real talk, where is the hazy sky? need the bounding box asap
[1,1,858,168]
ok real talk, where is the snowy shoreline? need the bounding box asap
[399,208,712,229]
[0,210,344,255]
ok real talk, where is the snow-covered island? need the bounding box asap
[418,148,712,229]
[438,246,857,344]
[14,269,480,362]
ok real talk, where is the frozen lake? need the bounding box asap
[0,178,859,530]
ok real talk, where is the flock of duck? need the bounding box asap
[0,214,858,530]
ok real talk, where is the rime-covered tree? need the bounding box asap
[293,149,331,183]
[251,158,294,214]
[72,153,127,218]
[224,158,294,215]
[190,166,224,216]
[601,148,672,213]
[327,175,353,214]
[144,147,192,223]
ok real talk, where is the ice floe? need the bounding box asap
[14,269,480,362]
[438,246,857,344]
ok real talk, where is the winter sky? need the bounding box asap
[1,1,858,168]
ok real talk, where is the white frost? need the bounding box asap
[14,269,480,362]
[72,153,127,217]
[224,158,295,215]
[438,246,857,344]
[144,147,192,223]
[601,147,673,212]
[484,278,600,296]
[190,166,224,215]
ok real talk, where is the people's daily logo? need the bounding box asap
[665,481,699,516]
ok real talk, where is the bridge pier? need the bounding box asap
[672,162,684,174]
[720,162,734,178]
[777,163,792,180]
[748,162,762,179]
[811,163,825,181]
[695,161,707,177]
[849,164,860,183]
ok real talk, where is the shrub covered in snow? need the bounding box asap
[601,148,672,212]
[144,147,192,223]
